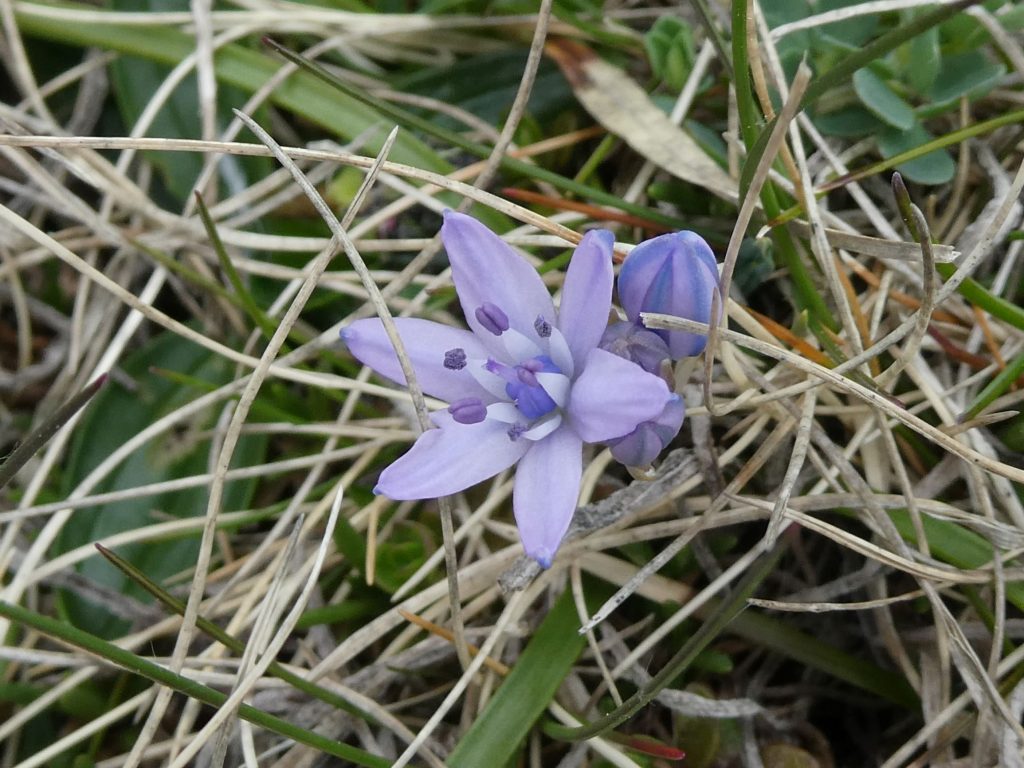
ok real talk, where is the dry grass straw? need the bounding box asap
[3,1,1024,765]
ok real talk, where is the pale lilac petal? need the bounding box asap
[468,363,509,400]
[342,318,493,403]
[661,256,720,358]
[441,211,555,343]
[375,412,528,499]
[513,426,582,567]
[567,348,671,442]
[557,229,614,369]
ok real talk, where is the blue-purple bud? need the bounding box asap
[599,321,672,375]
[606,395,685,467]
[475,302,510,335]
[448,397,488,424]
[618,231,720,359]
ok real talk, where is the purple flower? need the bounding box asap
[618,231,721,358]
[341,212,672,568]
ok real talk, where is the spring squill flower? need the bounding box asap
[341,212,672,567]
[617,230,720,359]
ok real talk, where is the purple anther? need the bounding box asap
[475,302,510,335]
[534,315,552,338]
[444,348,468,372]
[448,397,487,424]
[443,348,467,370]
[507,423,527,441]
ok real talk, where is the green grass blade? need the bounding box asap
[937,262,1024,333]
[446,587,587,766]
[0,599,391,767]
[886,511,1024,612]
[727,608,919,708]
[194,191,280,343]
[962,352,1024,421]
[0,374,106,490]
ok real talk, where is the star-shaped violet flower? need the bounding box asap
[341,211,672,567]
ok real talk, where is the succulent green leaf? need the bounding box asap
[877,124,955,185]
[853,68,916,130]
[927,50,1006,105]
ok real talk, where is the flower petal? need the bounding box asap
[567,348,671,442]
[341,318,492,403]
[608,394,685,467]
[375,412,529,499]
[557,229,614,370]
[513,426,582,567]
[441,211,555,344]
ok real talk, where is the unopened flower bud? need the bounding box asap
[599,321,671,375]
[618,231,720,359]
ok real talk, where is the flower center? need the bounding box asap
[486,355,563,420]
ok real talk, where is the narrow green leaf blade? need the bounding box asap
[447,588,586,767]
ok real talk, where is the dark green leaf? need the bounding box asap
[927,50,1006,104]
[853,68,915,130]
[813,104,884,137]
[817,0,878,46]
[906,25,941,93]
[877,124,955,185]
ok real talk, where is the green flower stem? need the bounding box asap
[730,0,835,329]
[0,599,391,767]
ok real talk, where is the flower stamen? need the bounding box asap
[475,302,510,335]
[448,397,487,424]
[443,348,467,370]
